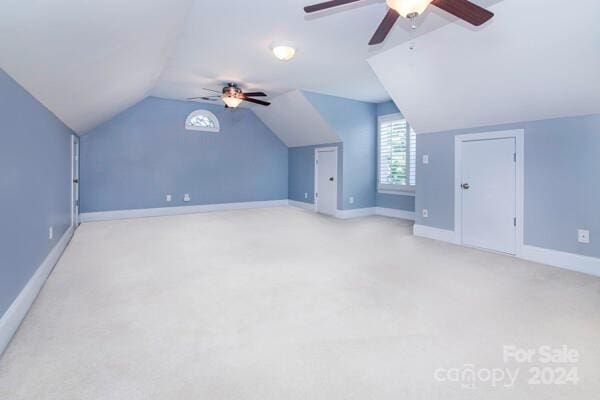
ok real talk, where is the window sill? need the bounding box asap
[378,189,415,197]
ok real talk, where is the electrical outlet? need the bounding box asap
[166,194,172,202]
[423,154,429,164]
[349,196,354,205]
[578,229,590,244]
[304,192,308,199]
[422,209,429,218]
[183,193,191,202]
[48,226,53,240]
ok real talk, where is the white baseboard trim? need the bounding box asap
[288,200,315,212]
[413,224,459,244]
[375,207,415,221]
[335,207,376,219]
[288,203,416,221]
[522,245,600,277]
[80,200,290,222]
[0,226,74,356]
[413,224,600,277]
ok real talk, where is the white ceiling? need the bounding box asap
[368,0,600,134]
[253,90,340,147]
[151,0,485,104]
[0,0,192,133]
[2,0,597,136]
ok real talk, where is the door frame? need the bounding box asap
[71,135,80,228]
[454,129,524,256]
[314,147,338,214]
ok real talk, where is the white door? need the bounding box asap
[460,138,516,254]
[71,137,80,227]
[315,148,337,216]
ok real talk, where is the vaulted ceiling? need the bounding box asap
[368,0,600,133]
[0,0,488,134]
[1,0,598,137]
[0,0,193,133]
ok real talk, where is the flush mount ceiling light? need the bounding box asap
[386,0,432,18]
[270,41,296,61]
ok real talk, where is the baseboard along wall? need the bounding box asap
[80,200,290,222]
[413,224,600,278]
[0,226,74,356]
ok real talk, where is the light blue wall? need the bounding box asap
[303,92,377,210]
[80,97,288,212]
[376,100,401,117]
[416,114,600,258]
[375,101,416,212]
[288,143,343,208]
[0,69,74,316]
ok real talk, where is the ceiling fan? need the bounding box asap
[304,0,494,45]
[188,83,271,108]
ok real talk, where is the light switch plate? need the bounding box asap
[423,154,429,164]
[422,209,429,218]
[166,194,172,202]
[349,196,354,205]
[48,226,53,240]
[304,192,308,199]
[578,229,590,244]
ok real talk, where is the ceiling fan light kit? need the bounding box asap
[386,0,432,18]
[304,0,494,45]
[188,83,271,109]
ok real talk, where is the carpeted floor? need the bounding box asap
[1,207,599,399]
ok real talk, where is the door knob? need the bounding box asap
[461,183,470,190]
[329,177,334,182]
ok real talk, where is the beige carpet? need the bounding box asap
[1,207,599,399]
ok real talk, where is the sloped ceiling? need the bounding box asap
[368,0,600,134]
[151,0,488,104]
[252,90,341,147]
[0,0,192,134]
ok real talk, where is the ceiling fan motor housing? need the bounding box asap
[223,84,242,98]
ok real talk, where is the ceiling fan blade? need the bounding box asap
[242,97,271,106]
[304,0,362,13]
[431,0,494,26]
[368,8,399,45]
[187,96,219,101]
[202,88,222,93]
[243,92,268,97]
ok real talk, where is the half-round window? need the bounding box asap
[185,110,220,132]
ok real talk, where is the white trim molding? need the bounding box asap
[454,129,525,256]
[414,224,600,278]
[289,203,416,221]
[413,224,459,244]
[375,207,415,221]
[522,245,600,277]
[289,200,315,211]
[80,200,290,222]
[335,208,376,219]
[0,226,74,356]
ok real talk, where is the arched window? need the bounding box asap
[185,110,220,132]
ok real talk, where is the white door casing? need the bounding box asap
[454,130,524,256]
[71,136,80,227]
[315,147,338,216]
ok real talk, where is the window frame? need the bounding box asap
[185,110,220,133]
[377,113,416,196]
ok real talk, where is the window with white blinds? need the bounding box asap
[378,114,416,193]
